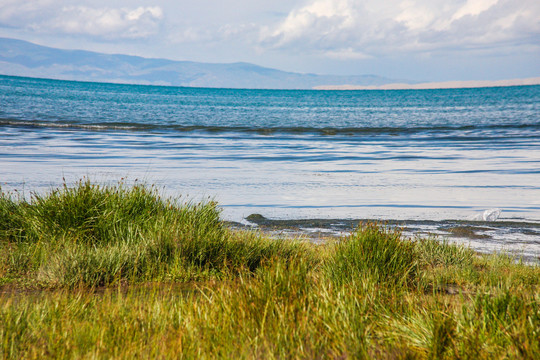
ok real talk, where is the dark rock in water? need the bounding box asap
[246,214,267,224]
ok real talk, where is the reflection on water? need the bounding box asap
[2,127,539,224]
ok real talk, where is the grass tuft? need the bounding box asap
[326,223,418,287]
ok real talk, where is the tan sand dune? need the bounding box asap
[315,77,540,90]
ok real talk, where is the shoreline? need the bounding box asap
[228,214,540,264]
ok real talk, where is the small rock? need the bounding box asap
[246,213,267,223]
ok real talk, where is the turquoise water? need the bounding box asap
[1,75,539,259]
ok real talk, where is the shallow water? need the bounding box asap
[1,75,539,260]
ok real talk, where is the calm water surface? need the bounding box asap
[1,75,539,259]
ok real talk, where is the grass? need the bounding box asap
[1,180,539,359]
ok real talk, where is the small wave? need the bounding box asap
[0,119,141,132]
[2,118,539,137]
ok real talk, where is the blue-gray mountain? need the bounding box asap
[0,37,411,89]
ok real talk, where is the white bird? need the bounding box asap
[470,208,501,221]
[483,208,501,221]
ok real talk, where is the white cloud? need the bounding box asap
[261,0,356,49]
[0,0,55,25]
[50,6,163,39]
[260,0,540,57]
[0,1,164,39]
[452,0,499,21]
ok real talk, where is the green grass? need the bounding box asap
[0,179,308,288]
[1,180,539,359]
[325,223,418,288]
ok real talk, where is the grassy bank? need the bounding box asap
[1,180,539,359]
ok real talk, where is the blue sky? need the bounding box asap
[0,0,538,81]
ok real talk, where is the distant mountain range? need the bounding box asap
[0,37,411,89]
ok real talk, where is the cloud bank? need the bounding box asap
[0,1,163,39]
[260,0,540,58]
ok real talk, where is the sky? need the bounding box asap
[0,0,539,81]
